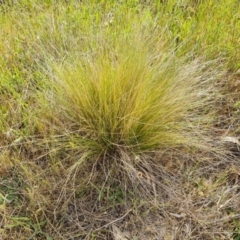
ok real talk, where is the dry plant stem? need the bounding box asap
[94,209,133,232]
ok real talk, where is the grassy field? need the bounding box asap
[0,0,240,239]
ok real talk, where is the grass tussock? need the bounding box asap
[41,36,220,156]
[35,31,225,203]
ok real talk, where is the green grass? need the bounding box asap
[0,0,240,239]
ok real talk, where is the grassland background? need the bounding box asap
[0,0,240,239]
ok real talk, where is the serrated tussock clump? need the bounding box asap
[40,33,220,160]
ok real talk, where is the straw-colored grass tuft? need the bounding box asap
[33,32,225,209]
[41,34,220,161]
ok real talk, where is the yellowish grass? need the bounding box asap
[40,32,220,160]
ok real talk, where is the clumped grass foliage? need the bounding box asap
[48,47,198,153]
[40,30,221,192]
